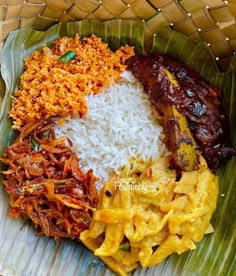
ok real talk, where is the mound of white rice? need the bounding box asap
[54,71,167,189]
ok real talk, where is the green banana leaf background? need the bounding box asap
[0,19,235,276]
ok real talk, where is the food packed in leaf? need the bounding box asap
[0,32,235,276]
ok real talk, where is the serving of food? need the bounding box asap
[81,156,218,275]
[0,27,235,276]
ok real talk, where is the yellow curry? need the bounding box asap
[80,156,218,276]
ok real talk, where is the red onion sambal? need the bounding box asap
[0,119,98,241]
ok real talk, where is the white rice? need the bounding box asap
[54,71,167,189]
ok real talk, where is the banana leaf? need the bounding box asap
[0,19,235,276]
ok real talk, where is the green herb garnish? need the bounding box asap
[119,242,130,252]
[58,50,77,64]
[29,137,40,151]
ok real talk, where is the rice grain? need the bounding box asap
[54,71,167,189]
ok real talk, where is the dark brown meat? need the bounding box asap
[126,54,235,171]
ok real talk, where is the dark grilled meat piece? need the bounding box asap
[126,54,235,171]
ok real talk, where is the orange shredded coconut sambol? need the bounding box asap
[1,119,98,241]
[9,34,134,129]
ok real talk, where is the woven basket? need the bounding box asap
[0,0,235,99]
[1,0,236,63]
